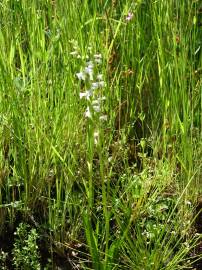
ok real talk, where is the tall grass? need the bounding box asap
[0,0,201,269]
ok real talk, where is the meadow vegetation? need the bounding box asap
[0,0,201,269]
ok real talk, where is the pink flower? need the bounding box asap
[126,12,134,21]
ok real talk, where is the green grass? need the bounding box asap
[0,0,201,269]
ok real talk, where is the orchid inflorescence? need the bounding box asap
[75,52,107,122]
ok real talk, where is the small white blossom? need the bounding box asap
[92,105,100,112]
[80,92,86,99]
[92,82,99,90]
[79,90,92,100]
[92,96,106,107]
[94,54,102,64]
[95,58,102,64]
[76,72,86,80]
[98,81,105,87]
[92,100,100,106]
[88,46,93,52]
[70,51,78,56]
[84,61,94,81]
[98,96,106,101]
[97,74,103,81]
[108,156,113,162]
[85,66,93,73]
[92,97,106,105]
[94,131,99,145]
[84,106,91,118]
[86,61,94,69]
[91,81,105,90]
[94,54,102,59]
[99,115,107,121]
[84,66,93,80]
[185,200,192,206]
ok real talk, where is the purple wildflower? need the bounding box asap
[126,12,134,21]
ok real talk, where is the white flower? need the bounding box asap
[70,51,78,56]
[84,62,94,80]
[84,67,93,80]
[94,54,102,64]
[86,61,94,69]
[98,81,105,87]
[84,106,92,118]
[97,74,103,81]
[94,54,102,59]
[92,82,99,90]
[94,131,99,145]
[91,81,105,90]
[92,104,100,112]
[108,156,113,162]
[85,66,93,74]
[98,96,106,101]
[95,58,102,64]
[92,99,100,105]
[99,115,107,121]
[92,96,106,107]
[80,92,86,99]
[79,90,92,100]
[88,46,93,52]
[76,72,86,80]
[185,200,192,206]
